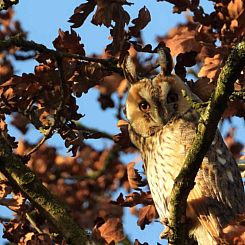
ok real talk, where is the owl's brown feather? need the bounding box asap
[125,72,245,244]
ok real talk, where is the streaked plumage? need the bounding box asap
[124,53,245,244]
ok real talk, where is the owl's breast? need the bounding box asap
[141,120,195,220]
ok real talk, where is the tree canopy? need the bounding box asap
[0,1,244,244]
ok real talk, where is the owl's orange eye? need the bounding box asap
[139,101,150,112]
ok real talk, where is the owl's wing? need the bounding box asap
[187,132,245,239]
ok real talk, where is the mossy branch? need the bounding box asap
[0,135,95,245]
[168,38,245,244]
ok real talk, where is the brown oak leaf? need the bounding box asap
[96,218,125,244]
[223,100,245,119]
[53,29,85,55]
[129,6,151,37]
[113,120,132,147]
[158,22,200,57]
[137,205,158,230]
[198,54,222,82]
[92,0,130,55]
[69,0,96,28]
[228,0,244,20]
[127,162,147,190]
[111,191,154,207]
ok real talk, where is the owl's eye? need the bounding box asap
[167,92,178,103]
[139,101,150,112]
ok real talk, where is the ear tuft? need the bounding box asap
[122,54,137,84]
[157,43,173,76]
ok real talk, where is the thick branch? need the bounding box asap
[168,38,245,244]
[0,135,94,245]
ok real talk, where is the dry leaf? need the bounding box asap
[129,6,151,37]
[127,162,147,190]
[228,0,244,19]
[137,205,158,229]
[53,29,85,55]
[198,54,222,81]
[97,218,125,244]
[158,24,200,56]
[69,1,96,28]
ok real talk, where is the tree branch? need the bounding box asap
[168,38,245,244]
[0,35,122,74]
[0,135,95,245]
[76,122,113,140]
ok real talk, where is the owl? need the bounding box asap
[124,49,245,244]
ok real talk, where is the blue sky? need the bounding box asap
[0,1,244,244]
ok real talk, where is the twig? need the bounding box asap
[75,122,113,140]
[238,163,245,172]
[25,128,52,157]
[26,210,59,240]
[25,51,73,157]
[168,38,245,244]
[26,212,42,234]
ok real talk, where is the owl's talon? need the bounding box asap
[160,226,171,239]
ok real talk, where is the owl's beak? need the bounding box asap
[151,104,172,125]
[150,105,166,125]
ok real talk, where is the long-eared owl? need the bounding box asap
[124,49,245,244]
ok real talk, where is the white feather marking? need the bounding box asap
[217,156,226,165]
[211,138,217,145]
[216,148,223,155]
[226,170,234,182]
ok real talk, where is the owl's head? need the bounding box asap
[124,48,198,138]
